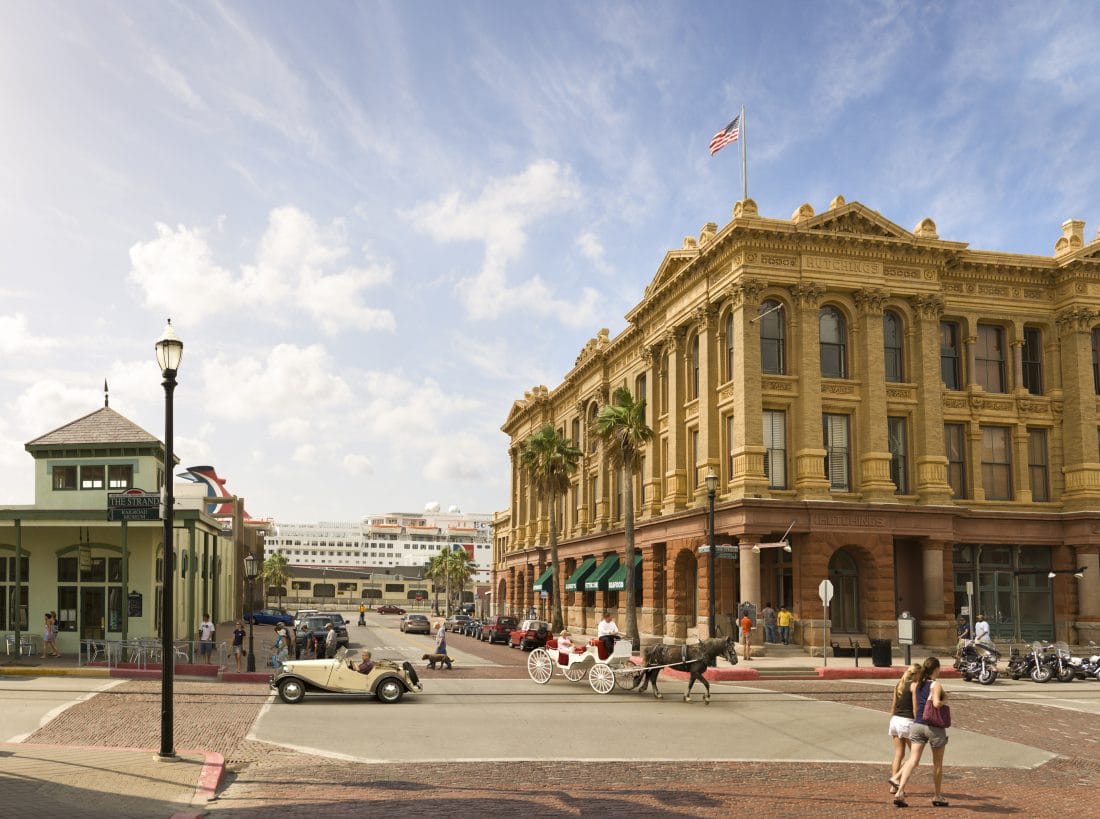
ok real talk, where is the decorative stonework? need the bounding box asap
[822,383,856,395]
[886,386,915,400]
[909,294,945,320]
[884,266,922,280]
[762,379,794,391]
[853,287,889,315]
[1056,305,1097,334]
[789,281,827,308]
[728,277,767,307]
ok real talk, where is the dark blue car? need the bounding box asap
[243,607,294,626]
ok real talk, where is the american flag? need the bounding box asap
[709,115,740,156]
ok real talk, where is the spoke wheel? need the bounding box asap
[527,648,553,684]
[589,662,615,694]
[615,667,644,691]
[563,658,588,682]
[278,678,305,704]
[1032,665,1053,683]
[1056,665,1076,683]
[978,667,997,685]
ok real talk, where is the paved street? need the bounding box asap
[0,675,124,742]
[7,615,1100,816]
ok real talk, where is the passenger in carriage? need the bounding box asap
[557,630,573,665]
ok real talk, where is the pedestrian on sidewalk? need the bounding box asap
[40,612,60,658]
[954,616,970,658]
[197,614,215,663]
[893,657,950,808]
[358,602,366,626]
[323,622,338,658]
[887,662,921,794]
[232,621,246,672]
[777,606,792,645]
[434,620,448,657]
[739,610,753,661]
[974,614,991,645]
[273,626,289,668]
[762,603,778,644]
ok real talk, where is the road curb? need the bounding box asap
[0,665,110,678]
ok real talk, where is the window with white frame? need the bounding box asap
[822,414,851,491]
[763,410,787,489]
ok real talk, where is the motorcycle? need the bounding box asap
[1032,641,1075,683]
[1066,641,1100,681]
[954,639,1000,685]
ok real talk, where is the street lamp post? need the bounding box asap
[244,553,258,673]
[704,469,718,639]
[155,319,183,760]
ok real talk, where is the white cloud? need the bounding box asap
[404,160,601,326]
[0,313,59,354]
[342,453,373,476]
[268,417,312,440]
[200,343,353,421]
[291,444,316,464]
[129,206,395,334]
[576,230,612,274]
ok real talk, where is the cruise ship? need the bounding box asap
[262,504,493,583]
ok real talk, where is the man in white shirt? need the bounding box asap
[597,612,620,657]
[197,614,215,663]
[974,614,991,644]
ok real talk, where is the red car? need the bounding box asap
[509,619,553,650]
[376,605,406,615]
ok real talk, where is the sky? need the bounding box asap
[1,1,1098,523]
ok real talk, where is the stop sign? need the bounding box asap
[818,579,834,606]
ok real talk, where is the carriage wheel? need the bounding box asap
[563,658,588,682]
[589,662,615,694]
[527,648,553,684]
[614,667,644,691]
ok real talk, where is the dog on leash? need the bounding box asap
[422,652,453,670]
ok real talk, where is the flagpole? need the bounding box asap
[741,104,747,201]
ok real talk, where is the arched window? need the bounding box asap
[759,299,785,375]
[828,549,860,633]
[724,311,735,382]
[588,402,599,454]
[883,310,904,382]
[820,306,847,378]
[689,333,700,399]
[634,373,647,424]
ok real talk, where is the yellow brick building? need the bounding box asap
[498,196,1100,649]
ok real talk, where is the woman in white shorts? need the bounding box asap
[888,662,921,793]
[895,657,950,808]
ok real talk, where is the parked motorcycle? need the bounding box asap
[1032,641,1075,683]
[954,639,1000,685]
[1066,641,1100,681]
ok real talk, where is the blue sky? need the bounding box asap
[1,1,1098,522]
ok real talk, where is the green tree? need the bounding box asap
[444,547,477,613]
[261,553,289,609]
[425,551,448,614]
[596,386,655,648]
[518,423,582,632]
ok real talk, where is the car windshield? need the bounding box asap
[304,618,328,630]
[408,615,427,621]
[500,618,517,627]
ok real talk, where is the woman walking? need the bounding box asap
[887,662,921,793]
[41,612,60,658]
[893,657,950,808]
[434,621,448,657]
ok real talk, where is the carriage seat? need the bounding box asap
[589,639,610,660]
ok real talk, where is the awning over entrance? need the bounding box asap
[564,556,597,592]
[584,555,620,592]
[606,553,642,591]
[532,565,554,592]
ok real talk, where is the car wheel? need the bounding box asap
[376,678,405,704]
[278,678,305,704]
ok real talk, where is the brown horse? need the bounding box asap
[636,635,739,703]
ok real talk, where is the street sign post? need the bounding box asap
[819,580,834,667]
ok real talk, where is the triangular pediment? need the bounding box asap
[502,399,528,431]
[802,202,914,241]
[644,250,695,298]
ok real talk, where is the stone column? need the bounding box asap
[1075,547,1100,645]
[1011,335,1026,393]
[854,288,895,501]
[728,279,769,498]
[967,420,985,501]
[1056,308,1100,510]
[640,546,665,642]
[790,282,830,498]
[641,344,664,517]
[694,304,720,503]
[739,543,761,611]
[663,329,689,512]
[1013,423,1032,503]
[595,387,611,530]
[908,295,953,504]
[964,332,978,388]
[920,540,951,647]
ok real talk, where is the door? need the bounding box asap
[81,588,105,640]
[828,549,860,633]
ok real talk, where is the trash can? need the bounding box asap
[871,638,892,667]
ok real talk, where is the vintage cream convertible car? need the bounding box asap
[270,647,422,704]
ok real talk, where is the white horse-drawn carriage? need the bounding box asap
[526,637,642,694]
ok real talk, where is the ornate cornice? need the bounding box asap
[788,281,827,308]
[853,287,889,316]
[908,294,945,320]
[1055,305,1098,335]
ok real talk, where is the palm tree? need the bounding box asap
[596,386,655,648]
[425,551,448,614]
[261,553,289,609]
[518,423,582,632]
[443,547,478,612]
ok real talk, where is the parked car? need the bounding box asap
[295,613,350,657]
[509,619,553,650]
[445,614,471,633]
[270,647,422,704]
[468,620,484,640]
[400,613,431,634]
[480,615,518,644]
[243,607,294,626]
[462,619,482,637]
[293,609,319,628]
[376,605,406,615]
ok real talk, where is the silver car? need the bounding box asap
[400,613,431,634]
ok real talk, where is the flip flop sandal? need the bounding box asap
[932,799,949,807]
[893,798,909,808]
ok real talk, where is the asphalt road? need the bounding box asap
[0,675,123,741]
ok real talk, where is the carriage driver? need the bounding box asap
[597,612,621,657]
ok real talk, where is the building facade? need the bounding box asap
[0,406,257,655]
[498,196,1100,649]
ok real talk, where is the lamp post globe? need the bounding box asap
[155,319,182,760]
[244,553,258,673]
[704,469,718,639]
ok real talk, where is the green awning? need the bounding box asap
[584,555,621,591]
[606,553,642,592]
[564,556,598,592]
[532,565,554,592]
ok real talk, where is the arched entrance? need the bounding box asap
[828,548,860,633]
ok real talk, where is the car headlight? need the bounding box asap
[281,664,293,674]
